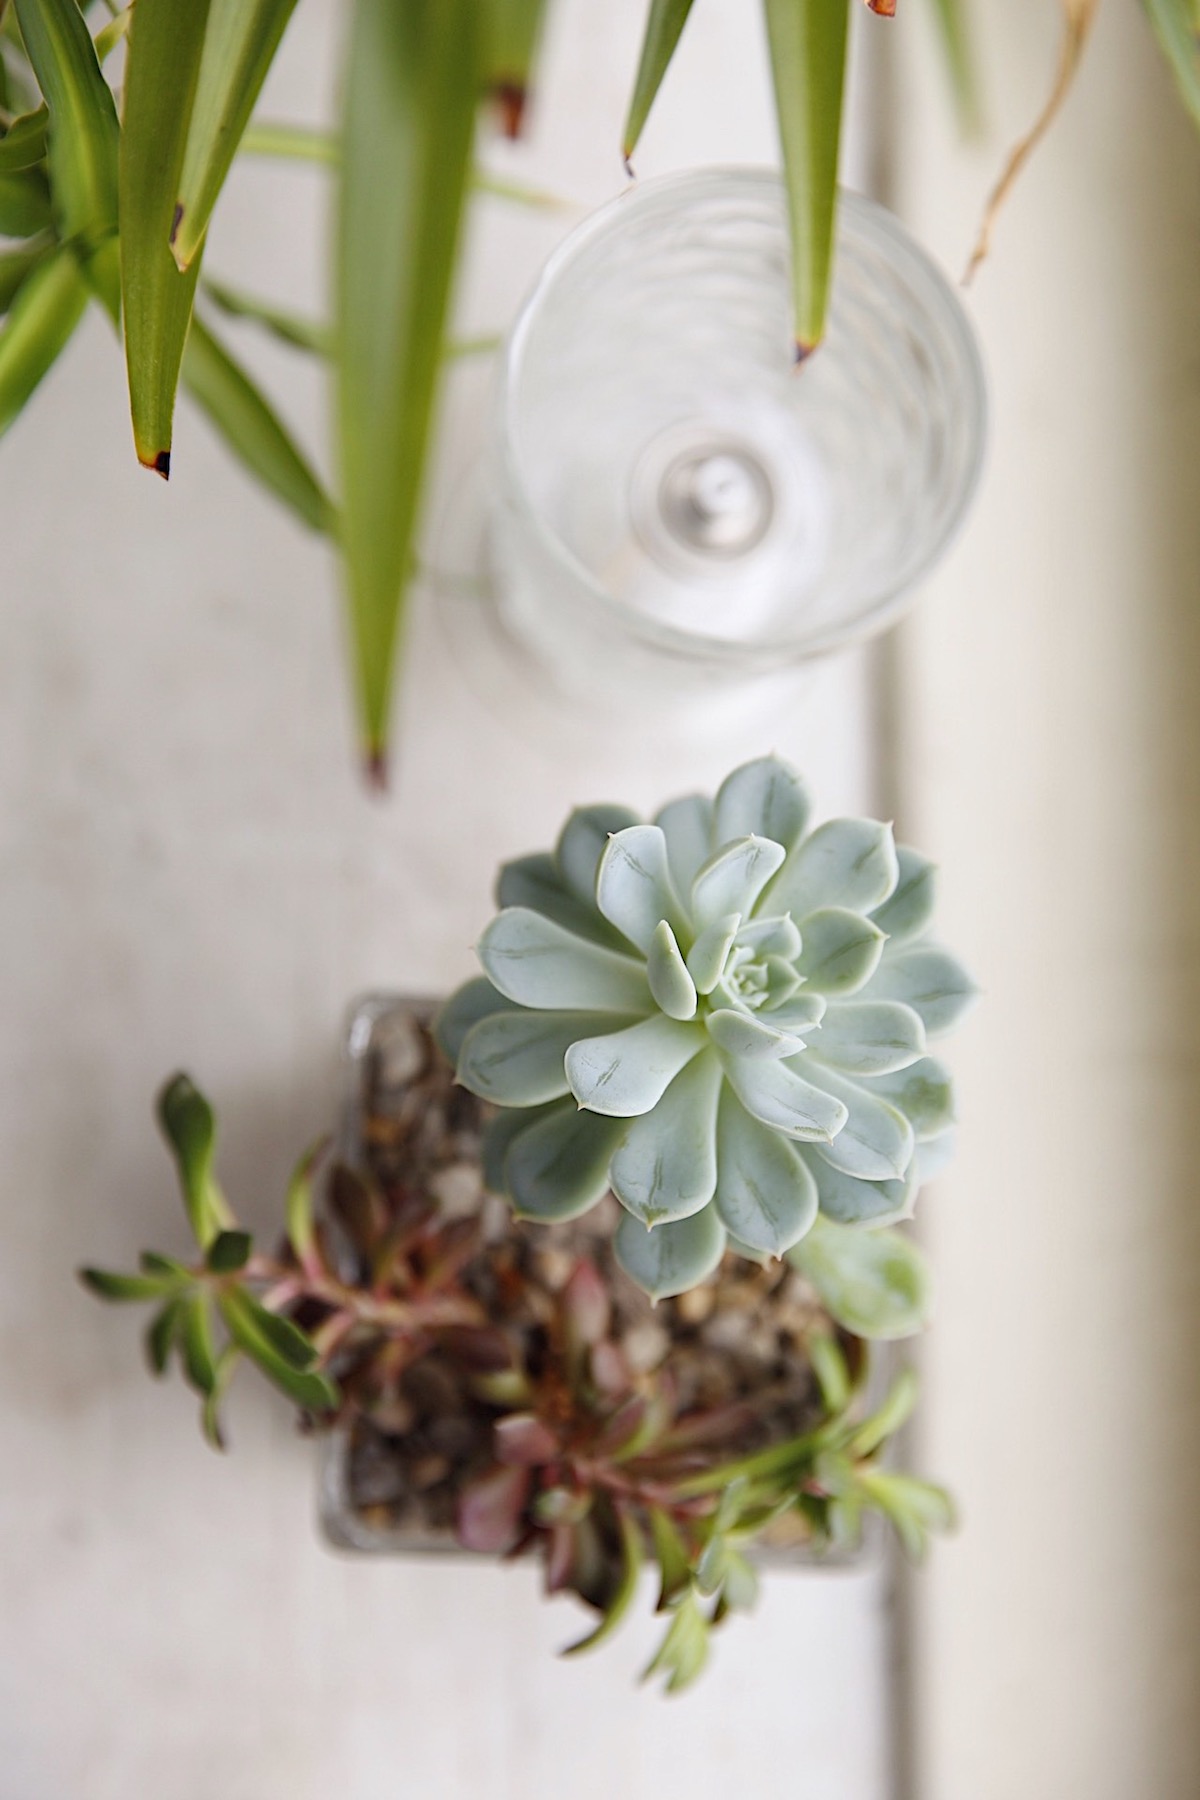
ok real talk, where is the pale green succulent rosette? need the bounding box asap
[437,756,975,1302]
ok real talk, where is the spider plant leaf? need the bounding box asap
[14,0,120,309]
[0,242,86,435]
[1142,0,1200,128]
[0,163,49,233]
[762,0,851,356]
[119,0,211,477]
[171,0,301,272]
[201,274,330,356]
[238,119,339,164]
[926,0,979,131]
[622,0,696,166]
[0,105,48,172]
[484,0,549,137]
[0,239,53,317]
[337,0,484,777]
[145,1296,186,1376]
[183,311,335,534]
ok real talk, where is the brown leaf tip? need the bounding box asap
[793,340,816,367]
[867,0,897,14]
[365,747,389,792]
[154,450,171,480]
[623,152,636,180]
[169,201,184,247]
[491,82,526,140]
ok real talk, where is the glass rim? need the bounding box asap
[494,165,988,666]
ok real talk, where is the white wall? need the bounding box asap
[889,2,1200,1795]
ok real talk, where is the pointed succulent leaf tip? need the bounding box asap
[704,1008,806,1060]
[790,1214,932,1341]
[478,908,650,1013]
[721,1052,847,1142]
[595,824,688,952]
[768,817,899,920]
[803,1063,915,1182]
[691,835,787,930]
[804,1151,915,1227]
[504,1104,628,1222]
[713,754,811,852]
[804,999,926,1076]
[555,803,640,903]
[870,846,938,945]
[458,1009,637,1107]
[796,906,886,996]
[861,946,977,1037]
[654,792,715,896]
[565,1015,707,1117]
[614,1203,726,1301]
[686,912,741,995]
[646,920,698,1020]
[714,1089,818,1255]
[608,1050,722,1227]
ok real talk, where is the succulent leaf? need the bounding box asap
[720,1052,847,1142]
[556,804,640,902]
[596,825,688,952]
[646,920,699,1020]
[869,1056,956,1139]
[713,1089,818,1255]
[862,946,977,1037]
[608,1050,722,1225]
[479,908,651,1013]
[713,754,811,851]
[505,1104,629,1221]
[459,1008,636,1106]
[654,793,715,895]
[790,1214,932,1340]
[614,1205,726,1301]
[768,817,898,919]
[691,834,786,929]
[803,1152,914,1227]
[804,1064,915,1182]
[434,975,519,1062]
[686,912,742,995]
[795,906,886,995]
[805,999,926,1076]
[870,845,938,945]
[565,1015,707,1117]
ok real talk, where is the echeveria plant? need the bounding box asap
[438,755,974,1299]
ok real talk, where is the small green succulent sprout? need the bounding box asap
[437,756,975,1300]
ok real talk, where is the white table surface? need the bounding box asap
[0,4,896,1796]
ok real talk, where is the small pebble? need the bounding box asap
[676,1285,715,1325]
[431,1160,484,1218]
[622,1321,671,1373]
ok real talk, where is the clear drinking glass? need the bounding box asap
[464,167,985,705]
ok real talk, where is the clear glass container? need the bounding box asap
[462,167,986,706]
[318,994,881,1571]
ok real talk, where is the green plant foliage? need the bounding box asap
[119,0,211,475]
[336,0,485,778]
[171,0,301,272]
[83,1072,952,1684]
[14,0,119,310]
[762,0,851,357]
[182,311,335,534]
[0,242,86,433]
[623,0,697,167]
[790,1214,932,1339]
[441,755,974,1300]
[926,0,979,131]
